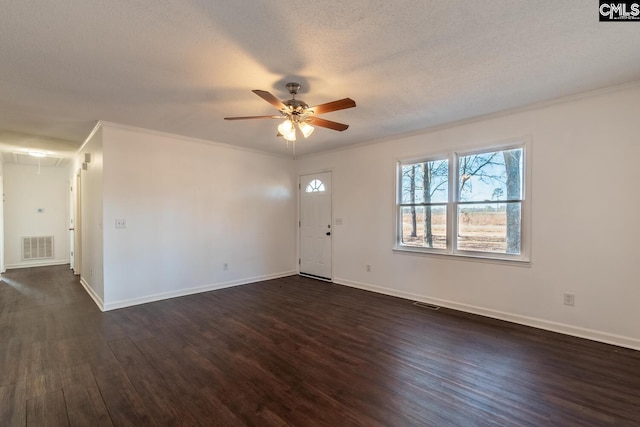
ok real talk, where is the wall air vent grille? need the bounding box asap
[22,236,54,261]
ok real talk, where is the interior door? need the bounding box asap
[73,171,81,276]
[299,172,332,280]
[0,176,4,273]
[69,178,74,271]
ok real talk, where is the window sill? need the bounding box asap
[392,246,531,267]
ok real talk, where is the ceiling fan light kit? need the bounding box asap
[277,119,296,141]
[225,82,356,148]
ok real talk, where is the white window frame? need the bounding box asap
[394,139,531,264]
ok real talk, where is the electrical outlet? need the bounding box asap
[366,264,371,272]
[563,293,575,306]
[223,263,229,271]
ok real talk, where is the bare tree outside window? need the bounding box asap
[503,149,522,254]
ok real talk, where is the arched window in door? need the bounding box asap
[305,179,325,193]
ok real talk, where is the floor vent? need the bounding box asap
[413,301,441,310]
[22,236,54,261]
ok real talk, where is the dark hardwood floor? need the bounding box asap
[1,266,639,426]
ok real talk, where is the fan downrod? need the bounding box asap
[286,82,301,96]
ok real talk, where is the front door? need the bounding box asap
[299,172,332,280]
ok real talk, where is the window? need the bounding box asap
[306,179,325,193]
[396,142,529,262]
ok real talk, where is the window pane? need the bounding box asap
[457,203,521,254]
[401,159,448,204]
[400,206,447,249]
[458,148,523,202]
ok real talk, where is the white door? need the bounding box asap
[69,178,74,270]
[0,176,4,273]
[300,172,332,280]
[74,171,82,276]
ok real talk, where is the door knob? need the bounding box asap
[326,232,331,236]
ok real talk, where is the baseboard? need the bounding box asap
[5,259,70,270]
[103,270,298,311]
[333,277,640,352]
[80,277,105,311]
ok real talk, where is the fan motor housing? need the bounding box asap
[284,99,308,112]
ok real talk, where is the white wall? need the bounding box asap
[3,163,69,269]
[296,84,640,350]
[72,127,104,306]
[100,123,296,309]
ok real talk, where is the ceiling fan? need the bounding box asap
[224,82,356,143]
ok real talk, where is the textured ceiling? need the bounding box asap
[1,1,639,160]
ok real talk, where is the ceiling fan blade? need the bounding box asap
[252,90,287,111]
[224,115,282,120]
[306,116,349,131]
[308,98,356,115]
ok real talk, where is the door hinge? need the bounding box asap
[299,183,301,190]
[299,220,301,227]
[298,258,301,265]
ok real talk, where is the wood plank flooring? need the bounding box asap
[1,265,639,426]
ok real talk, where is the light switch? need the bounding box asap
[115,219,127,229]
